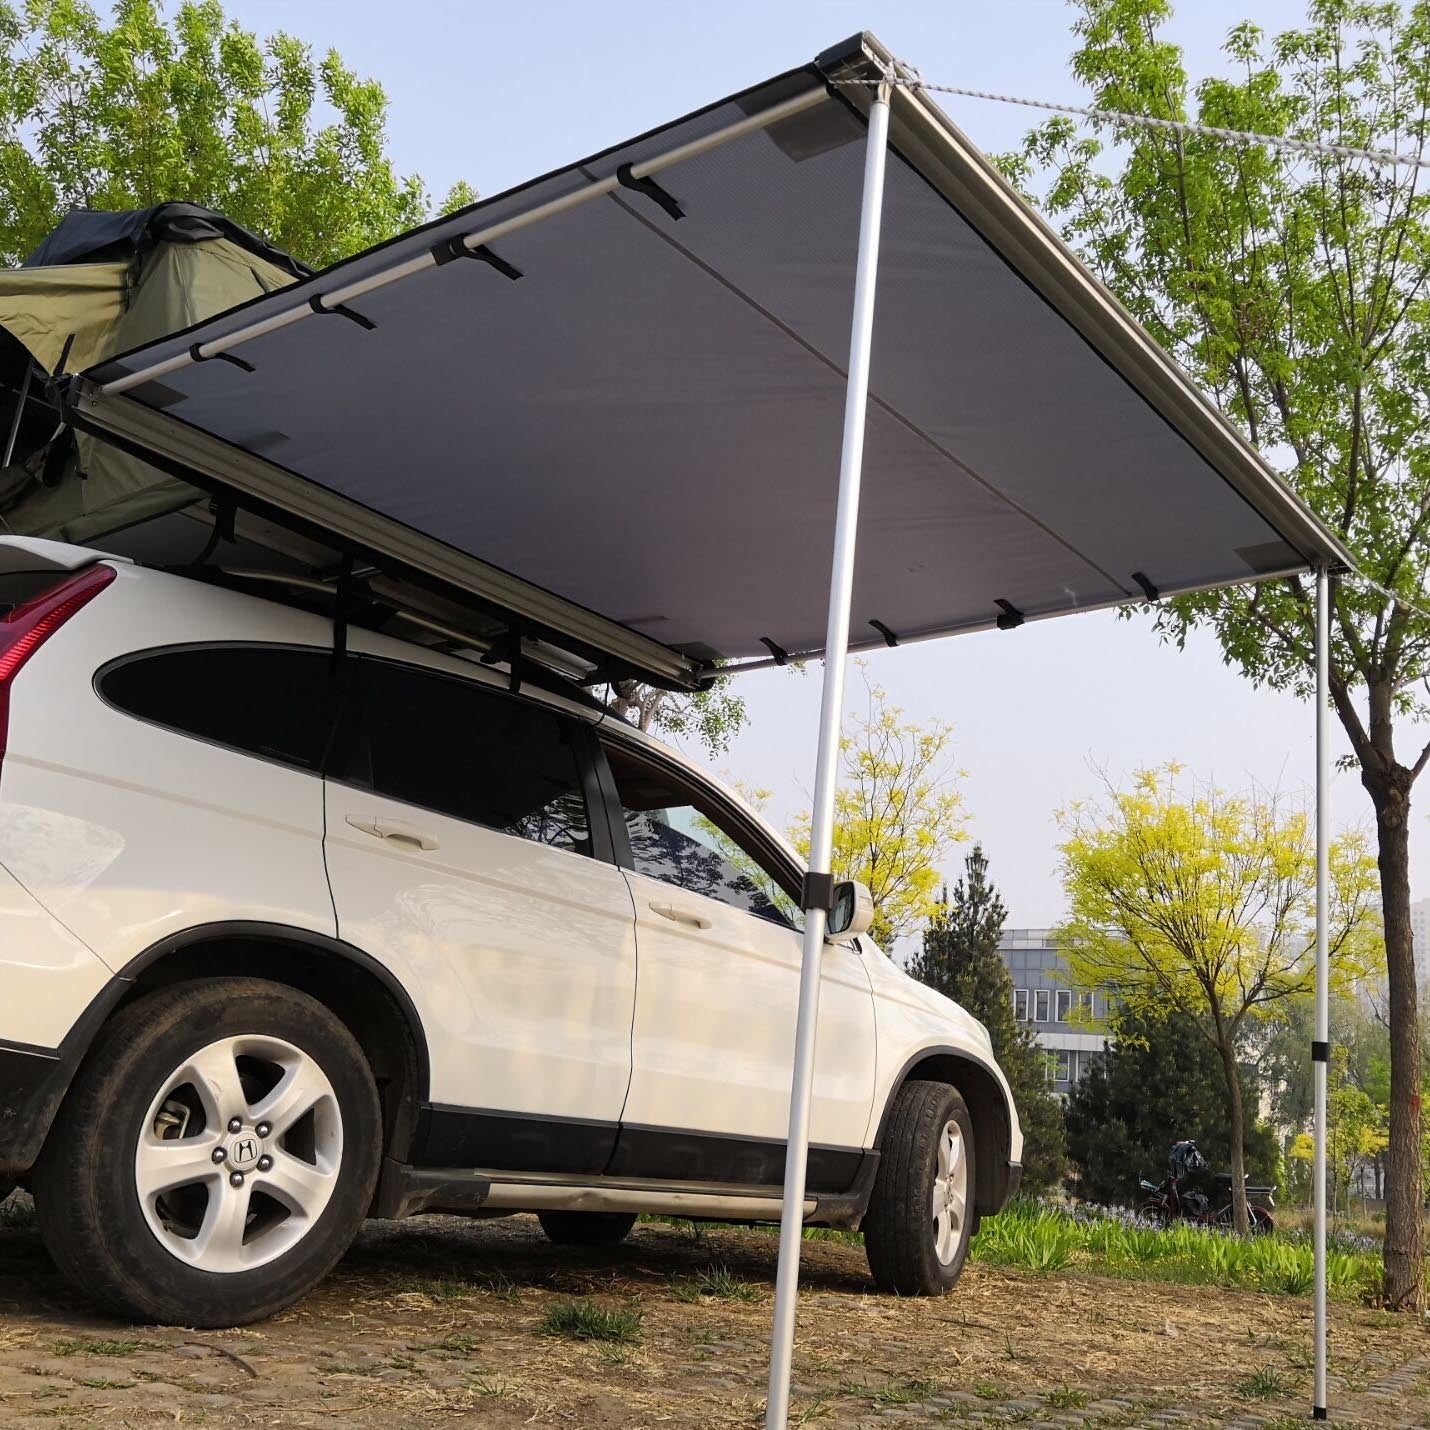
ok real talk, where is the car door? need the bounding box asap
[598,738,876,1191]
[322,657,637,1175]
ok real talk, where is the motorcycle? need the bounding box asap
[1137,1139,1276,1234]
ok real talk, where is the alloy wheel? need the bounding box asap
[134,1034,343,1273]
[931,1117,968,1265]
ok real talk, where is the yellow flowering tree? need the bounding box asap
[1056,766,1382,1233]
[791,668,967,949]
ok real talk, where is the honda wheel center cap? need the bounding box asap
[228,1132,264,1170]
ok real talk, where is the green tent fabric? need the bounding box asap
[0,215,299,544]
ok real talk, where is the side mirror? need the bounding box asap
[825,880,874,944]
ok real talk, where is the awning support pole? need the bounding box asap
[1312,564,1330,1421]
[764,79,892,1430]
[3,362,34,468]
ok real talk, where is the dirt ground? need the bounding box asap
[0,1203,1426,1428]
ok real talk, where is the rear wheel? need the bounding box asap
[537,1211,637,1247]
[35,978,381,1326]
[863,1080,976,1296]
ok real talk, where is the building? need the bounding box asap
[998,928,1107,1098]
[1412,896,1430,985]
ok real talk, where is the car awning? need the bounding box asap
[65,32,1351,690]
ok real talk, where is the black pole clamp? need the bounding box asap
[801,871,835,913]
[1311,1040,1330,1063]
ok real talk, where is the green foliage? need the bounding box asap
[970,1199,1381,1299]
[0,0,471,267]
[1008,0,1429,1302]
[1056,765,1379,1230]
[538,1299,642,1344]
[907,845,1066,1190]
[792,664,968,948]
[608,674,748,757]
[1064,1002,1280,1205]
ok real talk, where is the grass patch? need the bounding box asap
[469,1373,509,1397]
[51,1339,148,1358]
[671,1264,765,1303]
[970,1200,1382,1300]
[867,1376,939,1406]
[76,1378,136,1390]
[1044,1386,1089,1408]
[1235,1365,1291,1400]
[539,1299,642,1344]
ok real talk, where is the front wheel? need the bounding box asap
[863,1080,976,1296]
[35,977,381,1326]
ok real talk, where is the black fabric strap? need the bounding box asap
[615,162,684,221]
[870,619,899,647]
[431,236,523,280]
[190,343,255,374]
[995,598,1025,630]
[802,872,835,913]
[1131,570,1161,601]
[760,636,789,666]
[309,295,377,330]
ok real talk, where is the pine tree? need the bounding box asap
[1064,1004,1280,1207]
[907,846,1066,1191]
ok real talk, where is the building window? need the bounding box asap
[1034,989,1050,1023]
[1079,991,1095,1020]
[1055,989,1072,1024]
[1013,988,1029,1022]
[1054,1050,1072,1083]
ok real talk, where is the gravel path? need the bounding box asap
[0,1200,1424,1427]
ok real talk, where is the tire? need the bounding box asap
[863,1080,976,1296]
[34,977,381,1327]
[537,1211,637,1247]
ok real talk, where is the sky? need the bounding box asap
[221,0,1428,928]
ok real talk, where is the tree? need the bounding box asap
[907,845,1067,1190]
[790,665,967,948]
[607,674,748,756]
[1005,0,1430,1307]
[1066,1003,1280,1206]
[0,0,473,269]
[1055,766,1381,1232]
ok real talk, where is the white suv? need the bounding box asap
[0,538,1021,1327]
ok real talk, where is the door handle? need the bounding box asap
[345,814,440,851]
[648,898,713,930]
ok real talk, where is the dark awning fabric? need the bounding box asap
[67,33,1350,689]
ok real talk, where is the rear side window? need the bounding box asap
[331,660,592,856]
[98,645,339,772]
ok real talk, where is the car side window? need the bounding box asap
[97,644,340,772]
[333,660,592,856]
[603,741,801,929]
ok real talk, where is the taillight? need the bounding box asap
[0,563,116,776]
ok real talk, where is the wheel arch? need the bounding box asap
[875,1046,1018,1222]
[36,922,429,1175]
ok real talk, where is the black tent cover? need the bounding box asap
[26,202,309,277]
[64,34,1351,689]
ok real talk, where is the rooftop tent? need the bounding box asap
[0,202,306,544]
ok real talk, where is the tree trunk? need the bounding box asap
[1218,1037,1249,1235]
[1366,772,1426,1310]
